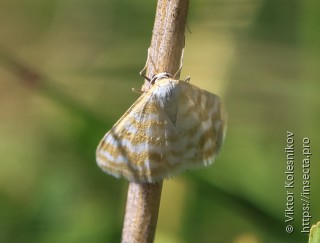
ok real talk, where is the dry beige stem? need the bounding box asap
[142,0,189,92]
[122,182,163,243]
[121,0,189,242]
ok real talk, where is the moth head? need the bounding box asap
[150,72,173,84]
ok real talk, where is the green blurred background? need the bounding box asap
[0,0,319,242]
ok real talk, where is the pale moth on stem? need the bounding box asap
[96,0,226,242]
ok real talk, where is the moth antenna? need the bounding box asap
[186,22,192,34]
[139,47,159,82]
[173,36,186,78]
[139,48,151,82]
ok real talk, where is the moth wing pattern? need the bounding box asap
[96,78,226,183]
[96,81,183,182]
[175,82,226,169]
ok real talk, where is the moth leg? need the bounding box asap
[184,76,191,83]
[132,87,143,94]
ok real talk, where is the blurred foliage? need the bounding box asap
[309,222,320,243]
[0,0,319,243]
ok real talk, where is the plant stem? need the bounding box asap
[146,0,189,80]
[121,0,189,243]
[122,182,163,243]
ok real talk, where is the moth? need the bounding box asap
[96,73,226,183]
